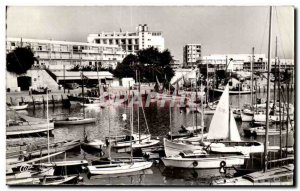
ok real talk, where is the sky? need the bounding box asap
[6,6,294,62]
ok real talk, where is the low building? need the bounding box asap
[6,37,126,71]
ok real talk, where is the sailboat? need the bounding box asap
[213,6,294,185]
[86,85,153,175]
[7,91,82,185]
[112,74,159,149]
[164,84,264,157]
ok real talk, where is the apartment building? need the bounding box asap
[87,24,165,55]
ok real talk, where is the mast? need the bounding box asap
[238,83,241,109]
[278,57,282,158]
[169,90,172,141]
[206,60,209,104]
[201,79,204,142]
[138,71,140,144]
[81,71,85,117]
[195,74,198,130]
[63,64,65,93]
[108,86,111,162]
[251,47,254,107]
[96,61,101,98]
[130,82,134,163]
[264,6,273,172]
[255,79,258,112]
[46,89,50,163]
[286,80,290,157]
[273,37,277,112]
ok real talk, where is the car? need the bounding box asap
[64,83,79,89]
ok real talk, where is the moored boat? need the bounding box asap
[212,164,294,185]
[162,149,246,169]
[54,117,96,126]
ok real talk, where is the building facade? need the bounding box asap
[183,44,201,67]
[87,24,165,55]
[6,37,126,71]
[200,54,294,73]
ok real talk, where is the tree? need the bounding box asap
[6,47,36,75]
[112,47,175,83]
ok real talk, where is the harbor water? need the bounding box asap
[6,90,294,185]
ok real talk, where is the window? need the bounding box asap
[109,39,113,44]
[128,39,132,44]
[95,39,100,44]
[11,42,15,46]
[38,46,43,51]
[89,62,92,66]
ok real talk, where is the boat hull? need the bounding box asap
[241,112,254,122]
[162,155,245,169]
[54,118,96,126]
[87,161,152,175]
[163,138,203,157]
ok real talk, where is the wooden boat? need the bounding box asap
[7,119,54,129]
[87,161,152,175]
[37,160,88,167]
[241,108,254,122]
[6,124,54,137]
[243,126,289,137]
[162,150,246,169]
[6,166,55,181]
[164,138,203,157]
[167,125,205,140]
[7,176,40,185]
[210,88,255,95]
[212,164,294,185]
[39,175,81,185]
[7,139,80,163]
[111,134,151,148]
[7,103,28,111]
[54,117,96,126]
[81,139,105,150]
[132,139,160,149]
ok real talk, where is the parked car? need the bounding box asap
[64,83,80,89]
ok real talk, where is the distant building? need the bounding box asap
[6,37,126,70]
[183,44,201,67]
[170,58,181,69]
[201,54,294,72]
[87,24,165,55]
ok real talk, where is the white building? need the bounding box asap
[201,54,294,72]
[6,37,126,70]
[87,24,165,55]
[183,44,201,67]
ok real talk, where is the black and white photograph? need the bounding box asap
[5,5,295,186]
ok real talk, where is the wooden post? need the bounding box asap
[32,96,35,110]
[61,95,64,106]
[10,97,13,104]
[52,95,55,107]
[21,97,24,103]
[42,96,45,108]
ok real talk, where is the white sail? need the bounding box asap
[229,110,241,141]
[207,85,229,140]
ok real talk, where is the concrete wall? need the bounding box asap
[6,69,59,92]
